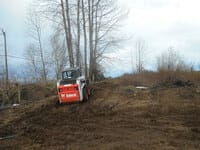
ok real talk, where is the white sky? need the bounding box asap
[0,0,31,62]
[106,0,200,76]
[0,0,200,77]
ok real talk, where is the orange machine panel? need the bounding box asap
[58,84,80,103]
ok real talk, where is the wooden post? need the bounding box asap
[2,29,9,88]
[17,83,21,104]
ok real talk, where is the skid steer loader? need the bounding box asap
[57,67,90,104]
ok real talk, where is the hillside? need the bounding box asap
[0,78,200,150]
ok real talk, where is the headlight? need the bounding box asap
[57,80,60,87]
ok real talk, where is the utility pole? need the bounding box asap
[1,29,8,87]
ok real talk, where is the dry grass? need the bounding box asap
[0,82,57,106]
[117,71,200,87]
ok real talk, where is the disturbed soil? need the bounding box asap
[0,79,200,150]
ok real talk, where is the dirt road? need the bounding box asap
[0,80,200,149]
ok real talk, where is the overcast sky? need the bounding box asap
[0,0,30,64]
[0,0,200,77]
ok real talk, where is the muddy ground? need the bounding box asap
[0,79,200,150]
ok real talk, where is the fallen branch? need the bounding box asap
[0,135,16,140]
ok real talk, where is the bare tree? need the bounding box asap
[66,0,74,67]
[51,33,67,80]
[157,47,190,72]
[26,10,48,82]
[87,0,126,81]
[130,48,135,73]
[76,0,81,67]
[33,0,126,81]
[24,44,40,81]
[135,38,146,73]
[60,0,72,67]
[88,0,94,81]
[81,0,88,78]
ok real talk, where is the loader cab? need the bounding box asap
[62,68,81,80]
[57,67,90,104]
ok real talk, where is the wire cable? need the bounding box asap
[0,54,29,61]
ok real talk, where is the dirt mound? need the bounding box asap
[0,82,56,106]
[0,80,200,149]
[21,83,56,102]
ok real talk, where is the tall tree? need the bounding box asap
[24,44,39,81]
[51,33,67,79]
[135,38,146,73]
[157,47,189,72]
[88,0,125,81]
[76,0,81,67]
[60,0,72,67]
[66,0,74,67]
[26,10,47,82]
[81,0,88,78]
[35,0,126,81]
[88,0,95,81]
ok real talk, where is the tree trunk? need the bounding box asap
[37,30,47,82]
[88,0,94,81]
[93,0,100,80]
[76,0,81,67]
[66,0,74,67]
[82,0,88,78]
[60,0,72,67]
